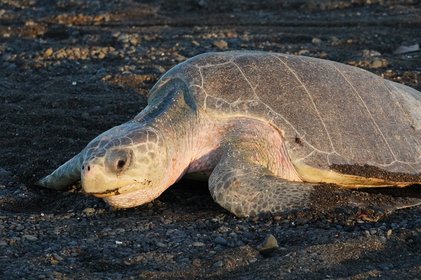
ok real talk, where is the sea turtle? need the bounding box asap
[37,51,421,217]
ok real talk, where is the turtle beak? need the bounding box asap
[81,162,117,196]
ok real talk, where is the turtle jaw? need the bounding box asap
[81,166,164,208]
[84,181,165,208]
[101,183,167,208]
[85,180,153,198]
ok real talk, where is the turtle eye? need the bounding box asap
[116,159,126,170]
[106,149,133,174]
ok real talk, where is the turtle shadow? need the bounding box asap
[0,178,220,217]
[0,184,103,214]
[310,184,421,215]
[359,184,421,198]
[256,184,421,227]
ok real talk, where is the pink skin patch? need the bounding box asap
[187,116,302,182]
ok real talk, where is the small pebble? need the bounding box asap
[156,242,166,248]
[212,260,223,268]
[248,257,257,263]
[257,234,278,256]
[312,37,322,45]
[369,228,377,235]
[97,52,106,59]
[214,236,228,246]
[370,58,388,68]
[213,40,228,49]
[44,48,53,57]
[192,242,205,247]
[23,235,38,241]
[82,208,95,216]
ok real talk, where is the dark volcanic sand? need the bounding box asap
[1,0,421,279]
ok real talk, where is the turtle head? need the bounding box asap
[81,122,171,207]
[38,78,198,208]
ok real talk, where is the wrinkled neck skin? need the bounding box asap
[138,103,200,188]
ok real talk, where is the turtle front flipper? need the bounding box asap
[208,146,315,217]
[207,121,317,217]
[36,152,83,190]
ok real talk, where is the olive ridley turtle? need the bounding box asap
[37,51,421,217]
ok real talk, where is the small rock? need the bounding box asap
[192,241,205,247]
[97,51,106,60]
[82,208,96,216]
[156,241,166,248]
[386,229,393,238]
[192,258,201,267]
[217,226,231,233]
[319,51,328,58]
[312,37,322,45]
[257,234,278,256]
[370,58,388,69]
[129,37,139,45]
[52,253,64,262]
[212,260,223,268]
[248,257,258,263]
[23,235,38,241]
[174,53,187,62]
[298,49,309,56]
[157,66,166,73]
[44,48,54,58]
[213,40,228,49]
[369,228,377,235]
[362,49,381,58]
[214,236,228,246]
